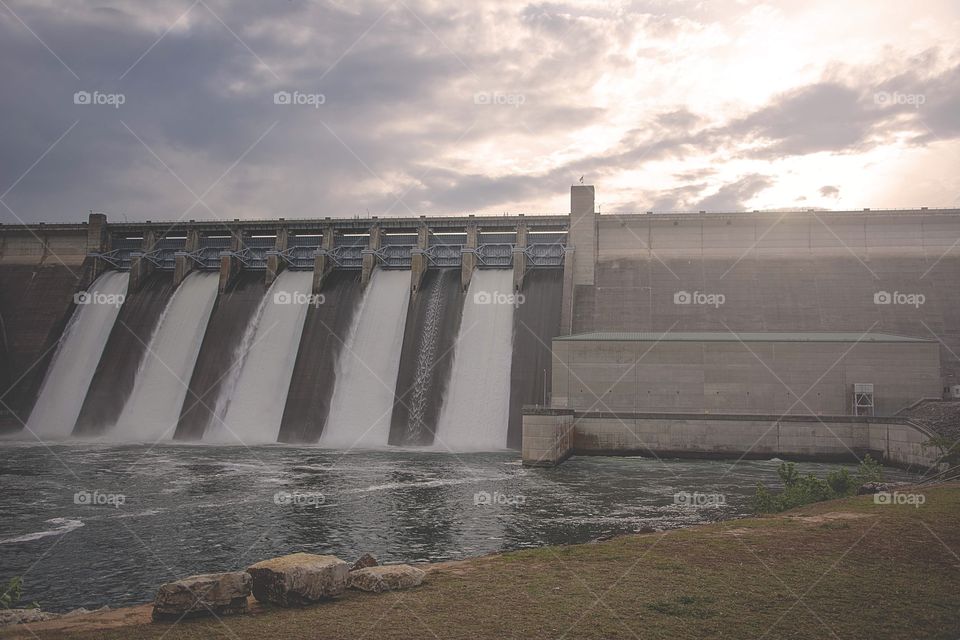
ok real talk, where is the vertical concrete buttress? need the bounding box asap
[128,229,157,292]
[461,217,478,291]
[410,219,429,293]
[560,185,595,334]
[513,217,528,292]
[360,222,382,289]
[82,212,109,289]
[218,226,244,293]
[313,225,336,293]
[173,228,200,287]
[266,224,288,287]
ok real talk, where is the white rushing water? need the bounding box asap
[209,271,313,444]
[28,271,129,439]
[322,269,410,448]
[109,272,219,441]
[434,269,515,451]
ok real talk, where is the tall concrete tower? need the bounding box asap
[561,184,597,334]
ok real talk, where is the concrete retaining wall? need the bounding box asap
[568,412,940,470]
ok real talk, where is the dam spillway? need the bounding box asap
[174,271,267,441]
[26,271,129,439]
[111,272,219,441]
[278,270,363,444]
[73,271,176,436]
[4,186,960,461]
[321,269,410,448]
[389,269,465,447]
[214,270,315,444]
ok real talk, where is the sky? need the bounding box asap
[0,0,958,224]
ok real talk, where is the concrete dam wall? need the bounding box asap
[1,213,565,449]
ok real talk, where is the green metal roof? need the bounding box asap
[556,332,932,343]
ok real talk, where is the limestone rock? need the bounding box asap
[246,553,348,606]
[152,571,251,622]
[0,609,59,626]
[858,482,891,495]
[350,553,379,572]
[348,565,426,593]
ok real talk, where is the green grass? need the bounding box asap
[6,484,960,640]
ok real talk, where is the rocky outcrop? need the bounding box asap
[0,608,58,626]
[348,565,426,593]
[246,553,348,606]
[350,553,379,572]
[857,482,891,495]
[151,572,251,621]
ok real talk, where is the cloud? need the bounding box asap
[0,1,957,223]
[820,185,840,198]
[695,174,774,211]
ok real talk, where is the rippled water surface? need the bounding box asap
[0,443,916,611]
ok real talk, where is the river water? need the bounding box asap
[0,443,915,612]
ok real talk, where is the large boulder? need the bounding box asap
[348,565,426,593]
[152,571,251,622]
[246,553,348,606]
[858,482,891,495]
[350,553,379,572]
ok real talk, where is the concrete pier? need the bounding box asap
[521,407,575,467]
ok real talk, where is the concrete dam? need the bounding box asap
[0,185,957,463]
[0,210,565,449]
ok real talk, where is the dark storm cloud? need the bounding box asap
[0,2,957,223]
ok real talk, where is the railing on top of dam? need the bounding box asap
[91,219,569,272]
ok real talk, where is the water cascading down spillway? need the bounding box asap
[277,271,363,443]
[388,269,465,446]
[27,271,129,438]
[321,269,410,448]
[110,272,219,441]
[72,272,176,436]
[433,269,516,451]
[210,270,316,444]
[173,271,266,440]
[507,269,563,448]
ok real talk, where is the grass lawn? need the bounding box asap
[6,483,960,640]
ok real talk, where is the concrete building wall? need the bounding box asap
[574,209,960,383]
[551,338,941,416]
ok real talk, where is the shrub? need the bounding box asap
[1,577,38,610]
[751,456,884,514]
